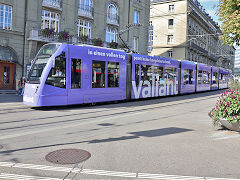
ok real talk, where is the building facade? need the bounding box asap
[234,47,240,77]
[149,0,235,70]
[0,0,150,90]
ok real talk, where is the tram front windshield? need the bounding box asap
[28,44,60,84]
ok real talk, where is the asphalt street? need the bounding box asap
[0,91,240,180]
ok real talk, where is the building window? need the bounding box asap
[78,19,91,38]
[168,19,174,28]
[106,26,117,42]
[0,4,12,30]
[79,0,92,11]
[167,35,173,44]
[133,37,139,52]
[41,10,60,32]
[169,5,174,12]
[168,50,173,58]
[134,10,140,24]
[107,3,118,23]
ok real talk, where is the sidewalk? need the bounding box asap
[0,90,23,104]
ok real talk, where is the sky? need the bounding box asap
[198,0,220,24]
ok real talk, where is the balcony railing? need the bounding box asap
[42,0,61,10]
[190,42,208,54]
[106,13,119,26]
[78,4,94,18]
[28,29,125,50]
[209,53,218,62]
[28,29,73,43]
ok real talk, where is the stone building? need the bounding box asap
[0,0,150,90]
[234,47,240,77]
[149,0,235,70]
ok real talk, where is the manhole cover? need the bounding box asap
[45,149,91,165]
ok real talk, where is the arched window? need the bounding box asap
[106,26,117,43]
[107,3,118,22]
[0,46,18,63]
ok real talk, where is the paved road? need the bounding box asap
[0,91,240,180]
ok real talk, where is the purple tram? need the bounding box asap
[24,43,127,106]
[24,43,232,107]
[179,60,196,94]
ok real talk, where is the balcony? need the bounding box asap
[106,13,119,26]
[189,42,208,54]
[78,4,94,19]
[42,0,61,10]
[208,53,218,62]
[28,29,74,43]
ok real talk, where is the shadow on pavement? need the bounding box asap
[0,127,193,155]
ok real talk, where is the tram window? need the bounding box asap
[45,56,66,88]
[198,70,202,84]
[154,66,163,82]
[135,64,140,86]
[92,60,105,88]
[71,59,81,89]
[219,73,223,84]
[108,62,119,88]
[165,67,173,81]
[223,74,227,83]
[173,68,177,81]
[189,69,193,84]
[202,71,209,84]
[213,72,217,84]
[207,71,210,84]
[184,69,189,85]
[141,65,152,86]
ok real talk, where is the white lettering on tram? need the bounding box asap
[132,76,178,99]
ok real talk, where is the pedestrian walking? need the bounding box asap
[21,77,26,96]
[17,77,23,96]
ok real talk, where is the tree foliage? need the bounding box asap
[217,0,240,46]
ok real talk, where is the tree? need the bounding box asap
[217,0,240,46]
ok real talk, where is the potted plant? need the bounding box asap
[210,88,240,131]
[109,41,118,49]
[41,28,54,37]
[92,38,103,46]
[58,30,70,41]
[79,34,88,42]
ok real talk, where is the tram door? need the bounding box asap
[0,62,16,90]
[67,58,84,105]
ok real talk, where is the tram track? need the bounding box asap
[0,93,218,135]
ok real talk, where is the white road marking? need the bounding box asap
[0,173,70,180]
[0,162,238,180]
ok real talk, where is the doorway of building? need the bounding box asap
[0,61,16,90]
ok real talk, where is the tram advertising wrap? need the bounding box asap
[24,43,232,107]
[131,54,179,99]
